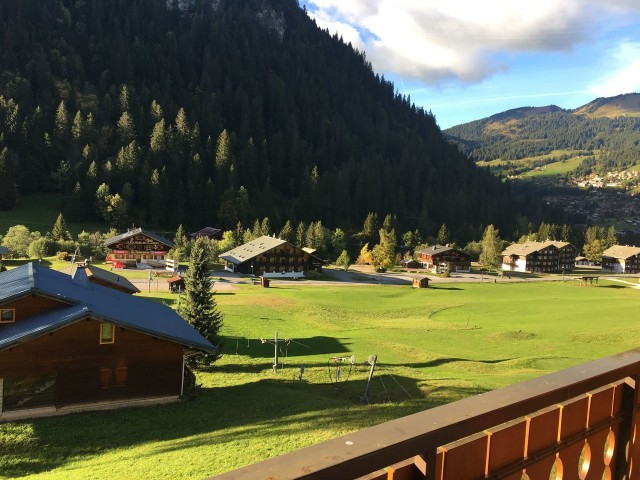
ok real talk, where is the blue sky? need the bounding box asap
[300,1,640,129]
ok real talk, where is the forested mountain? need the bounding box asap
[0,0,551,242]
[444,93,640,175]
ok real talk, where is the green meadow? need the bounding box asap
[1,280,639,479]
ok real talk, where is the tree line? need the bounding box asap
[0,212,613,273]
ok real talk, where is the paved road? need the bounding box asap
[129,265,640,291]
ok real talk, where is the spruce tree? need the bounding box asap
[181,237,223,366]
[0,147,18,210]
[51,213,72,241]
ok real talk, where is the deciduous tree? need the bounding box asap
[479,224,502,272]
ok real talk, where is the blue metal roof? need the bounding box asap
[0,263,216,353]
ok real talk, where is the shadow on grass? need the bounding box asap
[400,357,514,368]
[429,286,464,291]
[219,336,352,359]
[599,285,629,289]
[2,370,468,477]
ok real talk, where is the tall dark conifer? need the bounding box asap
[181,237,223,366]
[0,147,18,210]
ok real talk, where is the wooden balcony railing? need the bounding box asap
[210,348,640,480]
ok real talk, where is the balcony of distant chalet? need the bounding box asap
[212,348,640,480]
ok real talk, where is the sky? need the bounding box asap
[300,0,640,129]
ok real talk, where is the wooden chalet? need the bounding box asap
[219,236,323,278]
[400,258,422,269]
[502,241,577,273]
[190,227,223,240]
[415,245,471,273]
[0,246,7,261]
[0,263,215,420]
[167,276,186,293]
[104,227,174,268]
[67,263,140,294]
[601,245,640,273]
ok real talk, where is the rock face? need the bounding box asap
[167,0,285,39]
[256,2,286,40]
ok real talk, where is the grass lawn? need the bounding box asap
[1,281,639,479]
[0,193,104,237]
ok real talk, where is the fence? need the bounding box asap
[211,348,640,480]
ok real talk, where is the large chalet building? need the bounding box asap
[601,245,640,273]
[104,227,174,268]
[0,263,215,420]
[502,241,577,273]
[415,245,471,273]
[219,236,323,278]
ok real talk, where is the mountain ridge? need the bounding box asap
[444,93,640,171]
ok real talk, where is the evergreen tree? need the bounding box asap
[278,220,294,242]
[0,147,18,210]
[605,226,617,249]
[54,100,69,140]
[174,224,189,250]
[437,224,450,245]
[181,237,223,366]
[357,212,378,246]
[260,217,272,237]
[479,225,502,271]
[560,224,572,243]
[295,221,307,247]
[50,213,72,241]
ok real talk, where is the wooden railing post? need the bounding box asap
[614,376,640,480]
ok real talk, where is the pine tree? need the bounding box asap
[181,237,223,366]
[0,147,18,210]
[605,226,617,249]
[50,213,72,241]
[437,224,450,245]
[278,220,294,242]
[54,100,69,140]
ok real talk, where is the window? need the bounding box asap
[115,367,128,387]
[99,368,111,388]
[0,308,15,323]
[100,323,115,344]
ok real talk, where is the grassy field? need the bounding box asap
[0,193,104,237]
[1,281,640,479]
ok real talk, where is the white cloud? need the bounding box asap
[303,0,640,85]
[591,41,640,97]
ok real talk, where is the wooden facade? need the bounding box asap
[104,228,174,268]
[601,245,640,273]
[0,263,215,419]
[0,316,183,410]
[220,236,323,278]
[502,241,577,273]
[415,245,471,273]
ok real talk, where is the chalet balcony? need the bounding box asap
[211,348,640,480]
